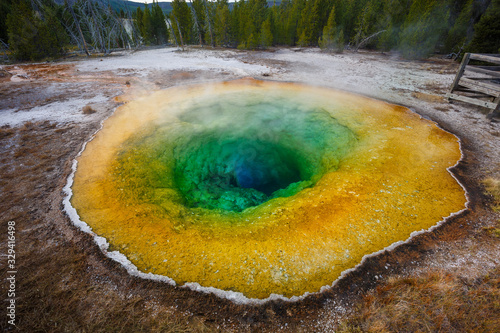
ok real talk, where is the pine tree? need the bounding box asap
[259,18,273,49]
[268,1,279,44]
[191,0,206,45]
[250,0,268,35]
[272,0,290,45]
[171,0,193,45]
[377,0,407,51]
[335,0,355,42]
[246,32,258,49]
[236,1,255,48]
[297,0,321,46]
[319,5,344,53]
[135,7,144,39]
[0,0,13,43]
[43,4,69,53]
[237,20,256,49]
[398,0,451,59]
[7,0,37,60]
[214,0,231,46]
[235,0,269,49]
[142,3,153,44]
[352,2,369,48]
[351,0,384,50]
[228,0,241,46]
[150,0,169,44]
[468,0,500,53]
[231,0,244,45]
[202,0,216,46]
[7,0,68,60]
[444,0,474,54]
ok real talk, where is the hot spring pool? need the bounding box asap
[67,79,467,301]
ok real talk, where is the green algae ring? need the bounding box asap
[66,79,467,302]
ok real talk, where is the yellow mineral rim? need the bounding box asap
[70,79,466,299]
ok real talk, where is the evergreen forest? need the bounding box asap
[1,0,499,61]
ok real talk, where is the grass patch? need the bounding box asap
[82,105,96,114]
[483,223,500,238]
[482,177,500,211]
[7,241,216,333]
[0,125,15,140]
[338,267,500,332]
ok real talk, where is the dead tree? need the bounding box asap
[166,17,180,49]
[86,1,107,54]
[171,12,185,51]
[65,2,91,56]
[66,0,132,55]
[354,30,386,52]
[0,39,10,61]
[120,0,141,49]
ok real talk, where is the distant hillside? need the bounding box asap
[109,0,173,14]
[55,1,281,15]
[53,0,173,14]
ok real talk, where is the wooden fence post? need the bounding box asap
[449,53,470,95]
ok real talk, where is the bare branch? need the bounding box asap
[355,30,386,52]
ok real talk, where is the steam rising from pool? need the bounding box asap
[122,98,355,212]
[69,79,466,300]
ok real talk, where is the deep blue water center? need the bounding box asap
[232,140,301,195]
[168,97,357,212]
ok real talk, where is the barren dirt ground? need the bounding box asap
[1,47,499,332]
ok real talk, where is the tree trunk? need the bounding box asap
[171,13,185,51]
[67,2,90,56]
[189,0,203,46]
[166,18,180,49]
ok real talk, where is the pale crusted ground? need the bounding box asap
[0,46,499,332]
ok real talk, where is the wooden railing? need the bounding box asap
[447,53,500,118]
